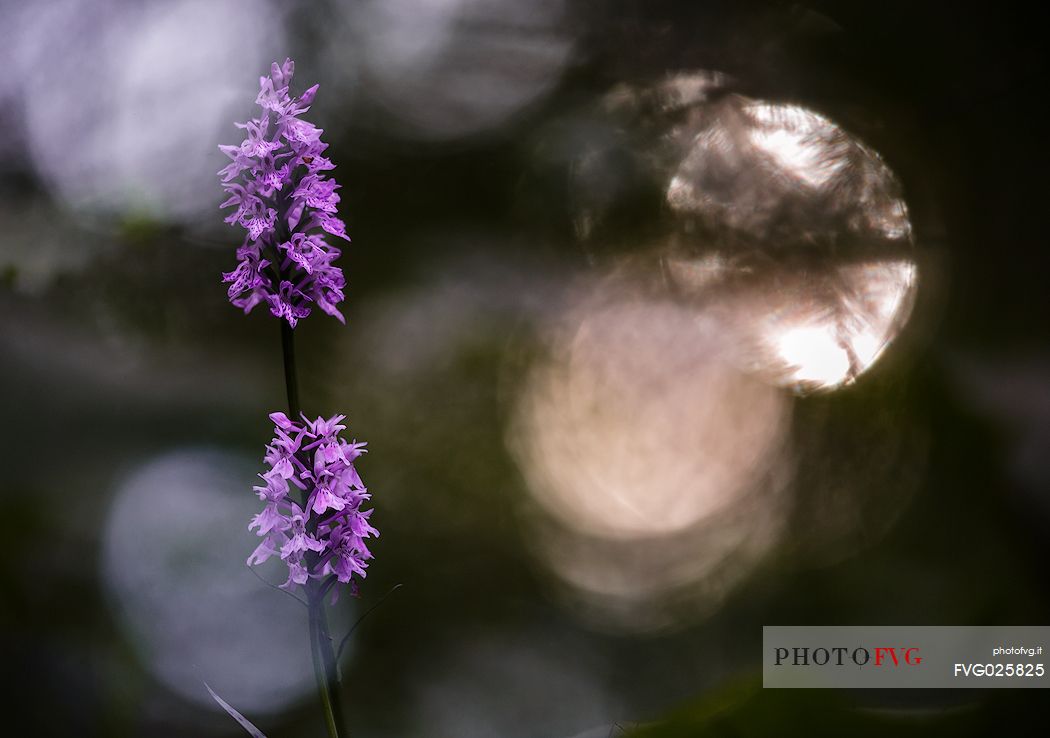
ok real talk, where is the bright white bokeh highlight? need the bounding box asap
[102,449,323,713]
[11,0,284,223]
[775,325,852,387]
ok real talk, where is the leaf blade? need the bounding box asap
[203,681,268,738]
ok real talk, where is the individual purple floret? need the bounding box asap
[219,59,349,327]
[248,411,378,594]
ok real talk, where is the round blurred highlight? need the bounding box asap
[13,0,284,224]
[508,278,793,630]
[102,449,322,714]
[511,290,791,540]
[347,0,574,139]
[568,81,919,394]
[662,97,918,392]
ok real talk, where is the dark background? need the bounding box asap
[1,1,1048,735]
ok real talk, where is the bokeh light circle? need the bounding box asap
[102,449,320,713]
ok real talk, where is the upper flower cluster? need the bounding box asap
[247,411,378,594]
[219,59,349,327]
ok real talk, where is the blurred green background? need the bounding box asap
[1,1,1048,736]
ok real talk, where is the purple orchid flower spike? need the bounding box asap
[219,58,350,327]
[247,412,378,597]
[218,60,377,738]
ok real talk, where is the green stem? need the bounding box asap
[281,320,301,418]
[281,321,347,737]
[309,598,343,738]
[315,595,347,730]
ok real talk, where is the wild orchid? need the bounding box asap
[216,58,375,738]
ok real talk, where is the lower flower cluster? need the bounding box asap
[247,411,378,594]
